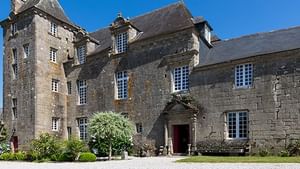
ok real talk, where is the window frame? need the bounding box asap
[77,80,87,105]
[50,48,57,63]
[23,44,29,59]
[11,23,17,35]
[204,24,211,44]
[51,79,59,92]
[12,98,17,120]
[136,123,143,134]
[225,111,249,140]
[235,63,253,88]
[52,117,60,131]
[115,32,128,54]
[67,81,72,95]
[50,22,58,36]
[116,71,128,100]
[78,118,88,141]
[77,45,86,64]
[12,48,18,79]
[171,65,189,93]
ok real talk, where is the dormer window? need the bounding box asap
[204,24,211,44]
[115,32,128,54]
[11,23,17,35]
[77,45,86,64]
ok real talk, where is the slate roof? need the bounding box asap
[18,0,74,26]
[200,26,300,66]
[89,2,195,54]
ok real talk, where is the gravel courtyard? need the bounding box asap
[1,157,300,169]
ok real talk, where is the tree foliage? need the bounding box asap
[88,112,134,160]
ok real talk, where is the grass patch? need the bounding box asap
[177,156,300,163]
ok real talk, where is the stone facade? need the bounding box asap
[1,0,300,154]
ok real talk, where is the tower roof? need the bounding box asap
[18,0,74,26]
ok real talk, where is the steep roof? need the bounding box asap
[18,0,74,26]
[200,26,300,66]
[89,2,195,54]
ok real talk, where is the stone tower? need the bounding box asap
[1,0,78,150]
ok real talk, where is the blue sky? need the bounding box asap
[1,0,300,107]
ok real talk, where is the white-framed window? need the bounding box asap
[12,98,17,120]
[51,79,59,92]
[115,32,128,54]
[116,71,128,99]
[67,81,72,95]
[23,44,29,58]
[50,48,57,63]
[172,65,189,92]
[235,63,253,88]
[226,111,248,139]
[77,80,87,105]
[78,118,88,141]
[12,48,18,79]
[204,24,211,44]
[11,23,17,35]
[50,22,57,36]
[136,123,143,134]
[77,45,86,64]
[52,117,59,131]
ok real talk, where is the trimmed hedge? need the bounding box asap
[78,152,96,162]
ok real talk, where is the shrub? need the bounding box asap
[78,152,96,162]
[61,137,88,161]
[258,149,270,157]
[279,150,289,157]
[14,151,26,161]
[132,135,156,157]
[0,153,14,161]
[287,140,300,156]
[30,133,63,160]
[25,151,40,161]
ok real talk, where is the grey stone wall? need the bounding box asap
[190,49,300,153]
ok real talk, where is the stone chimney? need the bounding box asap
[11,0,27,14]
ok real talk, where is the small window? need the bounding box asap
[235,63,253,88]
[67,127,72,139]
[12,98,17,120]
[67,81,72,95]
[116,71,128,99]
[136,123,143,134]
[23,44,29,58]
[52,79,59,92]
[77,80,87,105]
[78,118,88,141]
[12,49,18,79]
[50,22,57,36]
[204,24,211,44]
[50,48,57,63]
[172,65,189,92]
[11,23,17,35]
[52,117,59,131]
[226,111,248,139]
[77,45,86,64]
[115,32,128,54]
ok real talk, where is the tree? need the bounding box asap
[88,112,134,160]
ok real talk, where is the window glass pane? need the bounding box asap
[227,112,248,139]
[116,71,128,99]
[173,65,189,92]
[116,32,128,53]
[78,80,87,104]
[235,64,253,88]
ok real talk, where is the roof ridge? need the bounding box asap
[222,25,300,43]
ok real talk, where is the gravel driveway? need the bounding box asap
[1,157,300,169]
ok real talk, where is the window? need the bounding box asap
[116,71,128,99]
[204,24,211,43]
[115,32,128,53]
[67,127,72,139]
[23,44,29,58]
[78,118,88,141]
[52,79,59,92]
[67,81,72,95]
[52,118,59,131]
[235,63,253,88]
[77,80,87,105]
[11,23,17,35]
[50,22,57,36]
[77,45,86,64]
[12,98,17,120]
[50,48,57,63]
[12,49,18,79]
[172,65,189,92]
[227,112,248,139]
[136,123,143,134]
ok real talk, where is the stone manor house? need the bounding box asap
[1,0,300,154]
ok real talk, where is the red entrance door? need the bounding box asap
[11,136,18,152]
[173,125,189,154]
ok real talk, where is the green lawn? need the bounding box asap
[177,156,300,163]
